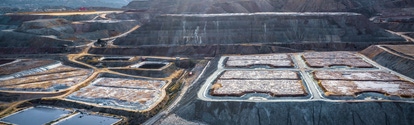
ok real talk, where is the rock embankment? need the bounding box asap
[0,14,97,26]
[161,100,414,125]
[124,0,414,16]
[114,12,404,46]
[16,18,74,36]
[0,31,74,47]
[89,42,411,58]
[360,45,414,79]
[14,18,139,41]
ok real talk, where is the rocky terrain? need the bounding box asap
[114,12,404,46]
[361,45,414,79]
[125,0,414,16]
[0,12,139,49]
[0,0,132,11]
[0,31,74,48]
[0,0,414,125]
[161,100,414,124]
[15,18,139,40]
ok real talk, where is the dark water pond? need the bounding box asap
[0,106,71,125]
[55,113,120,125]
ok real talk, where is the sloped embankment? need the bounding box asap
[0,14,97,26]
[90,42,411,57]
[160,100,414,124]
[125,0,414,16]
[111,63,178,78]
[0,31,74,47]
[14,18,139,41]
[16,18,74,36]
[360,45,414,79]
[114,12,404,46]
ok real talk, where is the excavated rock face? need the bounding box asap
[125,0,414,16]
[0,14,98,26]
[0,0,133,9]
[16,18,75,35]
[114,12,404,46]
[0,31,74,47]
[361,45,414,79]
[163,101,414,125]
[13,18,139,41]
[123,0,151,10]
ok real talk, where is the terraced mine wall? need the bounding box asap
[123,0,151,10]
[0,15,97,26]
[126,0,414,16]
[71,21,139,34]
[0,47,84,54]
[89,42,410,58]
[0,31,75,48]
[114,13,404,46]
[0,0,132,9]
[361,45,414,79]
[11,18,139,41]
[378,23,414,32]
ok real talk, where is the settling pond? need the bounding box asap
[53,113,121,125]
[0,106,121,125]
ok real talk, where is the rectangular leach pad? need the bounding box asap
[0,65,91,91]
[319,80,414,97]
[313,71,402,81]
[68,86,160,110]
[302,51,360,59]
[219,70,299,80]
[305,58,373,68]
[226,54,293,68]
[0,59,56,75]
[93,78,166,90]
[226,60,293,68]
[211,80,306,97]
[67,77,166,110]
[227,54,290,60]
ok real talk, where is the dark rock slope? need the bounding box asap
[114,12,404,46]
[0,31,73,47]
[13,18,139,41]
[0,0,132,9]
[168,101,414,125]
[125,0,414,16]
[360,45,414,79]
[0,14,97,26]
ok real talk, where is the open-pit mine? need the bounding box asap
[1,0,414,124]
